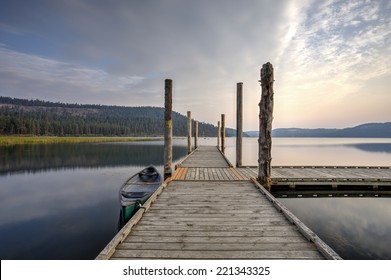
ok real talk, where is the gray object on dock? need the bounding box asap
[187,111,192,154]
[258,62,274,191]
[194,120,199,149]
[221,114,225,154]
[236,82,243,167]
[164,79,172,179]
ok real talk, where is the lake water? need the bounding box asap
[1,137,391,260]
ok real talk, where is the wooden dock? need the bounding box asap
[233,166,391,195]
[96,146,341,260]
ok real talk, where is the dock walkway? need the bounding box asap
[97,146,341,260]
[233,166,391,194]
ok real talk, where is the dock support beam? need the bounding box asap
[164,79,173,179]
[221,114,225,154]
[194,120,199,149]
[187,111,192,154]
[236,82,243,167]
[217,121,221,147]
[258,62,274,191]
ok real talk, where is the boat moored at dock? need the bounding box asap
[119,166,162,227]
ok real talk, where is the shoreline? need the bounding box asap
[0,136,160,146]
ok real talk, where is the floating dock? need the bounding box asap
[234,165,391,197]
[96,146,341,260]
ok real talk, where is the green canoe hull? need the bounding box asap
[118,166,162,230]
[122,196,150,224]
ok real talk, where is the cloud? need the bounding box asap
[278,0,391,85]
[0,46,146,104]
[1,0,390,129]
[1,0,294,128]
[273,0,391,127]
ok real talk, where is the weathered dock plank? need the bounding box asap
[178,146,230,167]
[177,165,391,186]
[116,242,318,251]
[236,166,391,180]
[234,166,391,191]
[129,229,304,237]
[111,250,324,260]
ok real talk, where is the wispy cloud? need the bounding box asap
[0,46,145,104]
[279,0,391,87]
[273,0,391,127]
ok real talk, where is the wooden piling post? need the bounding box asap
[217,121,221,147]
[187,111,192,154]
[221,114,225,154]
[258,62,274,191]
[236,82,243,167]
[194,121,199,149]
[164,79,173,179]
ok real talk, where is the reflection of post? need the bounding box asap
[236,82,243,167]
[221,114,225,154]
[258,62,274,191]
[164,79,172,180]
[217,121,221,147]
[187,111,192,154]
[194,121,199,149]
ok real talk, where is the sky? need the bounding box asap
[0,0,390,130]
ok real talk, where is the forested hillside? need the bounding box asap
[271,123,391,138]
[245,122,391,138]
[0,96,224,137]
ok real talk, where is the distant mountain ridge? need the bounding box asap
[246,122,391,138]
[0,96,235,137]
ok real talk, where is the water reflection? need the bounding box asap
[347,143,391,154]
[0,141,187,260]
[222,137,391,166]
[0,168,122,259]
[0,141,188,175]
[279,197,391,259]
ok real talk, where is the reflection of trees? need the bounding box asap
[0,143,188,175]
[348,143,391,154]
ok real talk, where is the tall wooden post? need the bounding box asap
[217,121,221,147]
[164,79,173,179]
[187,111,192,154]
[221,114,225,154]
[194,121,199,149]
[236,82,243,167]
[258,62,274,191]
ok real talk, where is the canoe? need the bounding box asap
[119,166,162,227]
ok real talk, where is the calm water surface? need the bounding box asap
[1,137,391,259]
[223,137,391,260]
[0,139,188,259]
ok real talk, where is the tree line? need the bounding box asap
[0,96,224,137]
